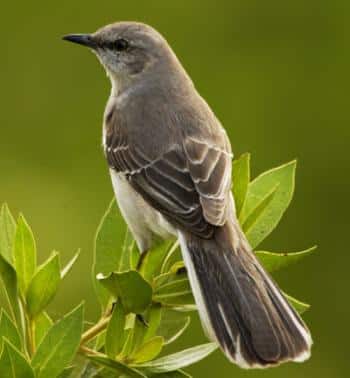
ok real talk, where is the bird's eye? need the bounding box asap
[114,38,129,51]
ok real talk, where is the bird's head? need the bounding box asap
[63,22,179,91]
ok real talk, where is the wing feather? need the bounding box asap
[106,128,232,236]
[184,136,233,226]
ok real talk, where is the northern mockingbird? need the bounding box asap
[63,22,312,368]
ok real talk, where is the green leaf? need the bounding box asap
[89,367,117,377]
[135,342,218,374]
[148,370,191,377]
[0,204,16,264]
[13,214,36,296]
[241,185,277,236]
[0,343,11,377]
[79,361,101,377]
[121,228,138,272]
[131,336,164,363]
[93,199,128,308]
[125,313,136,330]
[169,304,197,313]
[256,246,317,273]
[143,304,162,343]
[0,339,35,378]
[32,303,84,378]
[61,249,80,279]
[155,262,186,289]
[0,310,21,351]
[156,293,195,308]
[119,328,135,359]
[232,153,250,217]
[139,241,173,282]
[157,310,190,345]
[94,330,106,351]
[129,241,140,271]
[154,277,193,307]
[26,252,61,318]
[0,254,23,333]
[57,366,75,378]
[170,262,186,274]
[97,271,152,314]
[34,312,53,347]
[284,293,310,314]
[105,301,126,358]
[160,242,180,274]
[239,160,296,248]
[125,315,149,359]
[88,355,147,377]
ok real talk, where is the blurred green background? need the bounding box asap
[0,0,348,377]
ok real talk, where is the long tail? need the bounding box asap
[178,223,312,369]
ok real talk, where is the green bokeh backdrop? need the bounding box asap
[1,1,348,377]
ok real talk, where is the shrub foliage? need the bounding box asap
[0,155,315,377]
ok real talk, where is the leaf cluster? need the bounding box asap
[0,205,82,377]
[0,155,315,377]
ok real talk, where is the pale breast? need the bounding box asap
[109,169,176,252]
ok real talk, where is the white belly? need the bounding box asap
[110,169,176,252]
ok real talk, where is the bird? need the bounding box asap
[63,22,312,369]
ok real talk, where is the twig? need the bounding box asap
[80,315,111,345]
[21,297,35,357]
[28,318,35,356]
[79,345,102,356]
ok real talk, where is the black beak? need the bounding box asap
[62,34,97,48]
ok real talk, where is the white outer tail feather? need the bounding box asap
[178,231,312,369]
[178,232,216,341]
[178,232,253,368]
[255,263,313,363]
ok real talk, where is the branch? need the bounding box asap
[80,315,111,345]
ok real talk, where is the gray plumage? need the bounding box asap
[63,22,312,368]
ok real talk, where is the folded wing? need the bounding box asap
[105,131,233,238]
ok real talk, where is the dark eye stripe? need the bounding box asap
[103,38,129,51]
[115,38,129,51]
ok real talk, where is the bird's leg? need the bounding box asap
[136,249,149,270]
[110,300,118,314]
[136,235,166,270]
[103,298,117,318]
[136,314,149,328]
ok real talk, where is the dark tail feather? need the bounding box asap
[178,224,312,369]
